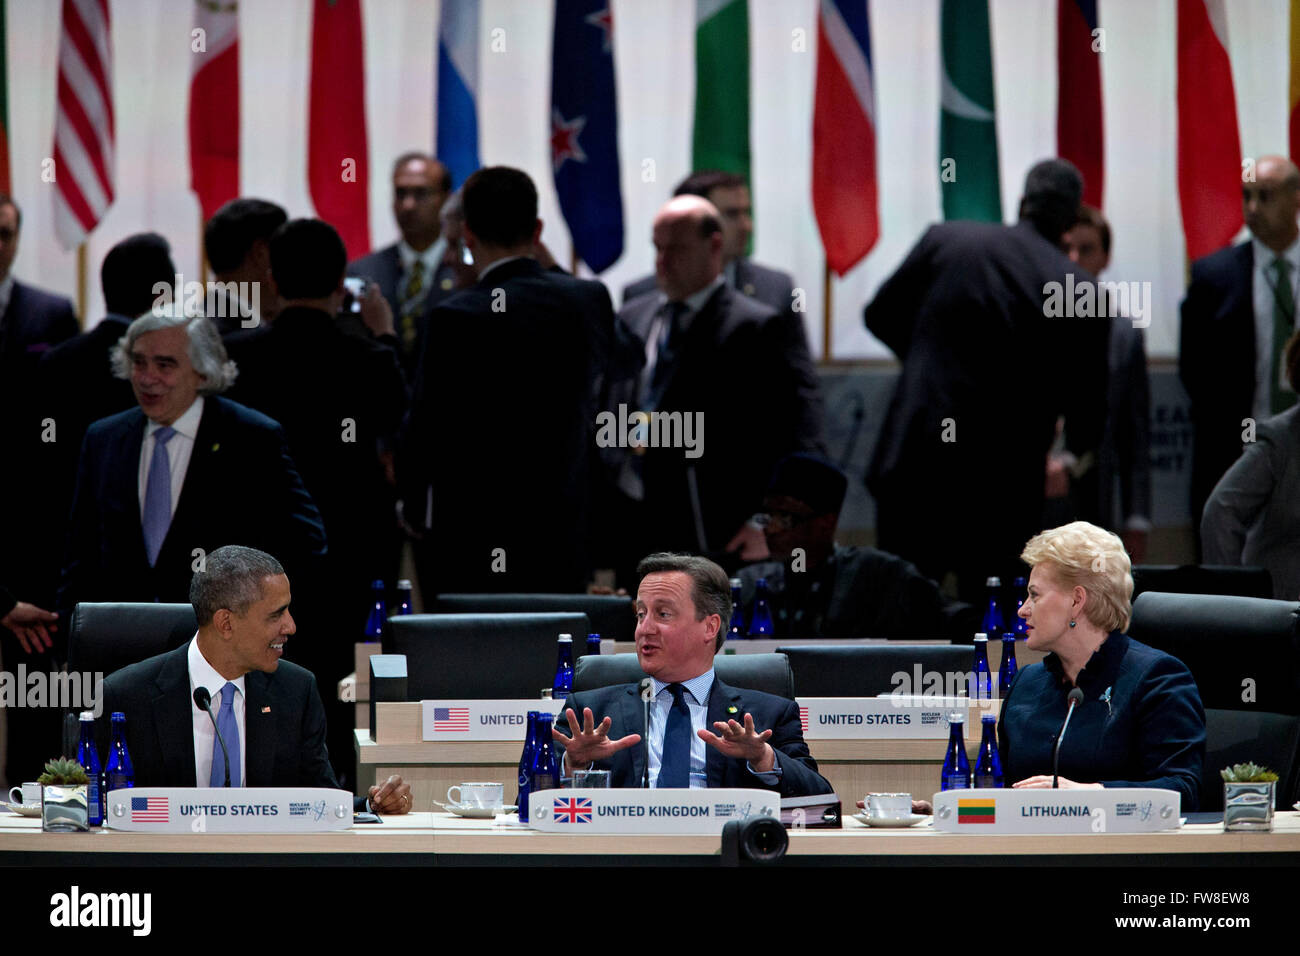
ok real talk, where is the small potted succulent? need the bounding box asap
[37,757,91,833]
[1221,762,1278,831]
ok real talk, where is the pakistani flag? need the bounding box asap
[940,0,1001,221]
[692,0,749,180]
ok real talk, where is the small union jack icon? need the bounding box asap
[553,796,592,824]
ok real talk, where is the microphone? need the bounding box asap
[1052,687,1085,789]
[193,687,231,788]
[639,678,653,789]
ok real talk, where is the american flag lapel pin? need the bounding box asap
[261,706,271,713]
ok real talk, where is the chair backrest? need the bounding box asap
[431,593,636,644]
[386,612,590,699]
[1130,591,1300,811]
[1132,565,1273,601]
[573,653,794,699]
[777,644,976,698]
[68,602,197,679]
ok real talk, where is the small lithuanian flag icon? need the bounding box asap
[957,798,996,824]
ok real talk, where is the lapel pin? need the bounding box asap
[211,443,220,452]
[727,705,738,715]
[261,706,271,713]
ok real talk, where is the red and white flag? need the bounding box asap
[812,0,878,277]
[51,0,115,249]
[189,0,239,221]
[308,0,370,259]
[1177,0,1243,261]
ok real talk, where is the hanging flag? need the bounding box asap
[693,0,749,180]
[939,0,1001,222]
[1177,0,1243,261]
[812,0,878,276]
[1057,0,1103,210]
[309,0,370,259]
[51,0,115,249]
[551,0,624,273]
[1290,0,1300,163]
[437,0,480,189]
[0,0,10,196]
[189,0,240,222]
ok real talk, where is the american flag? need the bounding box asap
[433,707,470,732]
[52,0,115,249]
[799,706,809,733]
[553,796,592,824]
[130,796,168,823]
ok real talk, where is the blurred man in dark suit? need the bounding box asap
[1180,155,1299,553]
[348,153,457,374]
[864,159,1109,600]
[623,171,824,460]
[202,198,287,337]
[400,166,615,595]
[606,195,804,581]
[59,313,326,620]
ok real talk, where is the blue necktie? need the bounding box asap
[657,683,691,788]
[142,426,176,566]
[640,301,687,411]
[209,682,241,787]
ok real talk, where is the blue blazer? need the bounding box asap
[58,396,326,615]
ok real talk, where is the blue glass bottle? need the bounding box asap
[1010,576,1029,639]
[747,578,774,638]
[105,711,134,793]
[516,711,540,812]
[585,633,602,657]
[552,634,574,701]
[999,632,1018,697]
[982,576,1005,640]
[364,580,387,642]
[76,711,103,826]
[940,712,971,791]
[728,579,745,640]
[971,634,992,700]
[395,579,413,615]
[522,712,559,823]
[973,713,1004,788]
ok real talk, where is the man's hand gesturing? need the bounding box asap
[552,706,641,772]
[699,714,776,772]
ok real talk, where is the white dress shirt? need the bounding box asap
[1251,237,1300,420]
[187,635,247,787]
[137,396,203,520]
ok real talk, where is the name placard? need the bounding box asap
[422,699,555,740]
[104,788,354,833]
[796,697,997,739]
[527,788,778,834]
[931,787,1182,834]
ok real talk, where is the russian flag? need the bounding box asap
[551,0,624,274]
[1057,0,1103,210]
[437,0,480,190]
[812,0,878,277]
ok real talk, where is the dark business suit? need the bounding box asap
[98,644,354,801]
[609,284,806,564]
[348,242,459,375]
[1179,241,1257,544]
[400,257,615,595]
[556,677,833,797]
[1098,319,1152,532]
[626,260,825,454]
[58,396,327,618]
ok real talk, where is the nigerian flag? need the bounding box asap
[692,0,750,181]
[940,0,1001,221]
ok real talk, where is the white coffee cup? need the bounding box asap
[866,792,912,820]
[447,782,504,809]
[9,782,40,807]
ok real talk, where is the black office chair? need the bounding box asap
[1132,565,1273,601]
[386,612,590,699]
[431,593,636,643]
[1129,591,1300,810]
[63,602,197,754]
[573,652,794,699]
[777,644,976,698]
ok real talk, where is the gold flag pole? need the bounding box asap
[76,243,86,328]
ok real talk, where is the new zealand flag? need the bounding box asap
[551,0,624,273]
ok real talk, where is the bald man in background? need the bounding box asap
[1181,155,1300,552]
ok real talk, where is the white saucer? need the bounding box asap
[435,801,517,819]
[4,802,41,818]
[853,812,928,828]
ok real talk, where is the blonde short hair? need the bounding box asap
[1020,521,1133,633]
